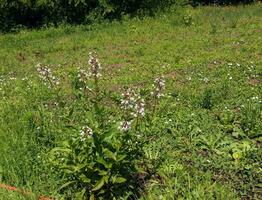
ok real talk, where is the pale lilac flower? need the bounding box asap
[120,88,137,110]
[77,68,91,91]
[77,52,102,92]
[36,63,60,88]
[152,76,165,98]
[121,88,145,118]
[133,98,145,117]
[88,52,101,78]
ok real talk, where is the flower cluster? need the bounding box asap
[152,76,165,98]
[77,52,102,92]
[121,88,145,117]
[119,88,145,132]
[80,125,93,141]
[36,63,59,88]
[88,52,101,78]
[77,68,91,91]
[134,97,145,117]
[120,88,137,110]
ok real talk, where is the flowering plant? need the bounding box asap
[75,52,102,97]
[46,52,165,199]
[36,63,60,88]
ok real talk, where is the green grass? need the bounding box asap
[0,3,262,200]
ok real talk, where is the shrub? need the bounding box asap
[0,0,255,32]
[0,0,180,32]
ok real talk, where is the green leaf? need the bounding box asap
[62,140,70,148]
[255,183,262,188]
[50,147,71,154]
[96,157,112,169]
[116,154,126,162]
[75,163,87,172]
[232,126,244,138]
[58,181,76,191]
[75,188,87,200]
[103,175,110,183]
[98,189,106,195]
[92,178,105,191]
[98,170,108,176]
[103,148,116,161]
[232,151,242,160]
[90,194,95,200]
[112,176,126,184]
[80,174,91,183]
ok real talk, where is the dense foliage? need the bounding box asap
[0,0,178,32]
[191,0,255,6]
[0,0,255,32]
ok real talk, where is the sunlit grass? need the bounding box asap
[0,3,261,199]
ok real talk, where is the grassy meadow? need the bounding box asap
[0,3,261,200]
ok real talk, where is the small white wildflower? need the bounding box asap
[119,121,132,132]
[186,76,192,81]
[165,118,172,124]
[80,126,93,141]
[251,96,259,100]
[203,77,209,84]
[9,77,16,80]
